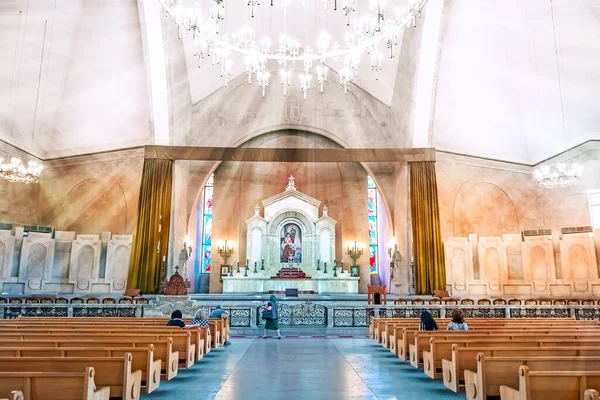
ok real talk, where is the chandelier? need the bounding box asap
[534,163,582,189]
[0,157,43,184]
[158,0,428,97]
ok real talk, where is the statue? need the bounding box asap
[390,244,402,280]
[178,242,191,278]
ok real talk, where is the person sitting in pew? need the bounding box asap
[446,309,468,331]
[209,306,231,346]
[167,310,186,328]
[420,310,438,331]
[190,309,209,327]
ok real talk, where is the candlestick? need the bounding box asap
[253,261,258,273]
[261,259,265,271]
[317,259,321,271]
[324,262,328,274]
[237,261,241,274]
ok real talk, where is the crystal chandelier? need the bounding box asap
[158,0,428,97]
[534,163,582,189]
[0,157,43,184]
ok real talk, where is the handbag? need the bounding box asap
[262,309,273,320]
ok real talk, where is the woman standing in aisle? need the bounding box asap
[263,295,282,339]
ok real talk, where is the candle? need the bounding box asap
[162,255,165,262]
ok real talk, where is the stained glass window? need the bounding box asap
[201,174,214,273]
[368,176,378,274]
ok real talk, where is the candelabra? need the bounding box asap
[217,240,234,265]
[347,241,364,265]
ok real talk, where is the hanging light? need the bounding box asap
[157,0,429,97]
[534,163,582,189]
[0,157,43,184]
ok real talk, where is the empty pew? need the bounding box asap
[443,346,600,394]
[0,354,142,400]
[499,366,600,400]
[0,367,110,400]
[0,338,179,381]
[0,346,160,394]
[0,331,195,369]
[465,354,600,400]
[411,331,600,370]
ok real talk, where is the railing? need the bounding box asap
[256,303,327,326]
[2,304,141,319]
[331,305,600,327]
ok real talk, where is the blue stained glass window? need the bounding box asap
[201,174,214,274]
[368,176,378,274]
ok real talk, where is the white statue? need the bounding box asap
[390,244,402,279]
[178,242,191,277]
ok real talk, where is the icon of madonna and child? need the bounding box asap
[280,223,302,264]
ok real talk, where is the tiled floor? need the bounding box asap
[145,338,464,400]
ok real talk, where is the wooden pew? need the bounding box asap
[443,346,600,394]
[0,332,195,369]
[0,338,179,381]
[422,330,600,377]
[0,323,210,361]
[0,367,110,400]
[465,354,600,400]
[411,331,600,370]
[0,354,142,400]
[499,366,600,400]
[0,346,161,394]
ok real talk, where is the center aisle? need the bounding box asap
[146,338,464,400]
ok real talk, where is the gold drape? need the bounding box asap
[409,161,446,295]
[126,159,173,294]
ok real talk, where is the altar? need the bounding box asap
[222,176,359,294]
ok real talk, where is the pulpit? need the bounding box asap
[164,267,188,295]
[367,284,387,305]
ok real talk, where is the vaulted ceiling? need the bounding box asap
[0,0,598,163]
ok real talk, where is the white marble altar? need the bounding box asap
[222,275,359,294]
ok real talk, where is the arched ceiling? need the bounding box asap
[0,0,598,163]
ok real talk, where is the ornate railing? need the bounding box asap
[210,307,252,327]
[331,305,600,327]
[256,303,327,326]
[2,304,141,319]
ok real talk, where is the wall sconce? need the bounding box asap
[346,241,363,266]
[218,240,234,265]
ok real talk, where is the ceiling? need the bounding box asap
[0,0,598,163]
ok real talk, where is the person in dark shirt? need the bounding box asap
[167,309,185,328]
[420,310,438,331]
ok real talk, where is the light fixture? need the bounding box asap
[534,163,582,189]
[0,157,43,184]
[158,0,428,98]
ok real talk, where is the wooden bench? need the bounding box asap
[0,323,211,361]
[463,353,600,400]
[0,367,110,400]
[422,330,600,377]
[0,354,142,400]
[443,346,600,394]
[500,366,600,400]
[411,331,600,370]
[0,346,161,394]
[0,332,195,369]
[0,338,179,381]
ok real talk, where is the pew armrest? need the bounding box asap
[10,391,24,400]
[585,389,599,400]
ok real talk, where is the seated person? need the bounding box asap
[190,308,209,327]
[447,308,468,331]
[419,310,438,331]
[209,305,231,345]
[167,309,185,328]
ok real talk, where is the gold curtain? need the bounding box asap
[126,159,173,294]
[409,161,446,295]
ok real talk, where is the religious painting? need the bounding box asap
[280,223,302,263]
